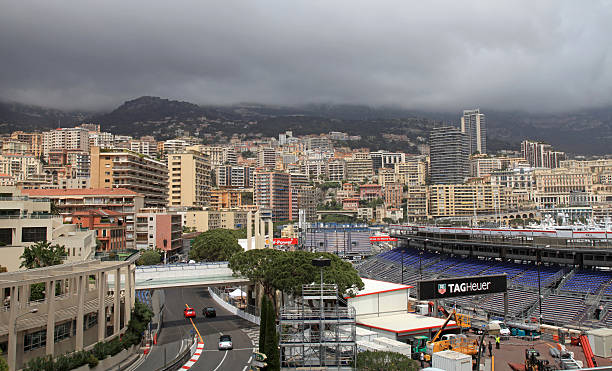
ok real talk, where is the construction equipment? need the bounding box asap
[427,309,478,357]
[409,336,430,360]
[579,334,597,368]
[524,348,554,371]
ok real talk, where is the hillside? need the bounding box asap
[0,96,610,155]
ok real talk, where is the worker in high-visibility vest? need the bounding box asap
[495,336,501,349]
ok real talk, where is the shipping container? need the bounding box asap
[371,337,412,357]
[432,350,472,371]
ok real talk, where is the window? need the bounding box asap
[54,321,71,342]
[85,313,98,329]
[22,227,46,243]
[0,228,12,245]
[24,329,46,351]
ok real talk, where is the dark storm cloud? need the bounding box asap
[1,1,611,112]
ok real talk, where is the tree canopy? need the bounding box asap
[355,351,418,371]
[136,249,162,266]
[229,250,364,306]
[189,228,242,262]
[20,241,67,269]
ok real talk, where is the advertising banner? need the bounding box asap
[417,274,507,300]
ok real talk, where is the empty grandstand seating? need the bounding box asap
[561,270,612,294]
[479,290,538,317]
[540,294,587,324]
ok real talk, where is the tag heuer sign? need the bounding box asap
[418,274,507,300]
[437,284,447,295]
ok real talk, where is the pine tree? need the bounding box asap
[258,296,268,354]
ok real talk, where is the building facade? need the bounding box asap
[167,150,211,208]
[429,126,469,184]
[460,109,487,155]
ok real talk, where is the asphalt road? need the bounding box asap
[161,287,256,371]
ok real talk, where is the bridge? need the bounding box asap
[316,209,359,220]
[129,262,250,290]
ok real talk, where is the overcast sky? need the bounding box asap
[1,1,611,112]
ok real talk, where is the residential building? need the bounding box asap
[0,154,43,182]
[306,137,332,151]
[196,145,237,167]
[88,131,114,149]
[359,184,382,202]
[429,126,469,184]
[42,128,89,159]
[135,211,182,256]
[532,168,593,209]
[69,209,126,251]
[0,187,96,272]
[370,151,406,172]
[521,140,565,168]
[345,155,373,182]
[10,131,42,157]
[90,146,168,208]
[181,210,248,232]
[428,183,508,217]
[342,198,360,210]
[257,148,277,169]
[461,109,487,155]
[254,171,290,221]
[395,157,427,185]
[22,188,144,249]
[210,189,242,210]
[404,185,428,221]
[167,150,211,208]
[216,165,254,188]
[290,185,317,221]
[163,139,189,154]
[384,183,403,208]
[327,159,346,181]
[1,140,30,155]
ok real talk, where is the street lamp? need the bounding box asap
[421,239,429,281]
[402,239,411,285]
[537,246,549,324]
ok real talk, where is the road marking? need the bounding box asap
[199,348,253,352]
[211,350,229,371]
[242,367,247,371]
[248,356,252,363]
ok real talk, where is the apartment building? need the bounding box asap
[163,139,189,154]
[1,140,30,155]
[88,131,114,149]
[167,150,211,208]
[345,155,373,182]
[521,140,565,169]
[327,159,346,181]
[90,146,168,208]
[359,184,382,202]
[0,154,43,181]
[404,185,428,221]
[195,145,237,167]
[257,147,277,169]
[210,189,242,210]
[429,126,469,184]
[135,211,182,255]
[0,187,96,271]
[181,210,248,232]
[383,183,403,208]
[216,165,254,188]
[428,183,509,218]
[69,209,126,251]
[461,109,487,155]
[42,128,89,159]
[22,188,144,249]
[370,151,406,171]
[9,131,42,157]
[394,157,427,185]
[254,171,290,221]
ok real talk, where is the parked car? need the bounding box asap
[184,307,196,319]
[218,335,233,350]
[204,307,216,317]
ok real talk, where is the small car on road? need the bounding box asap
[184,307,196,319]
[218,335,232,350]
[204,307,216,317]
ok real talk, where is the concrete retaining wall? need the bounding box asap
[208,288,260,325]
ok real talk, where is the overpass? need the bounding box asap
[127,262,250,290]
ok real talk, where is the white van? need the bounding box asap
[489,320,511,336]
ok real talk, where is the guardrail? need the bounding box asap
[155,336,196,371]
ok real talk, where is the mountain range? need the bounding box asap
[1,96,611,155]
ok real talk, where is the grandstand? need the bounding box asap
[359,246,612,328]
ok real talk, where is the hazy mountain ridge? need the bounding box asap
[0,96,610,155]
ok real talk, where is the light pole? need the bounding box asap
[421,239,429,281]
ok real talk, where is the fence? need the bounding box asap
[208,286,260,325]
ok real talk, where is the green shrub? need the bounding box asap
[87,354,99,368]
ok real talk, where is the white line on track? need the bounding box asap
[211,350,229,371]
[248,356,252,363]
[242,366,247,371]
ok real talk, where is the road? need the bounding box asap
[142,287,257,371]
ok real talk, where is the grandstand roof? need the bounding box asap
[347,278,412,299]
[357,312,457,334]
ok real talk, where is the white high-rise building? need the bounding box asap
[461,109,487,155]
[42,128,90,159]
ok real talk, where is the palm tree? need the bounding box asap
[20,241,67,269]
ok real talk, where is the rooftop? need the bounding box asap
[22,188,143,197]
[357,312,457,334]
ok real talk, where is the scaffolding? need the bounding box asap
[279,283,356,369]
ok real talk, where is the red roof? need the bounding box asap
[22,188,143,197]
[360,184,381,188]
